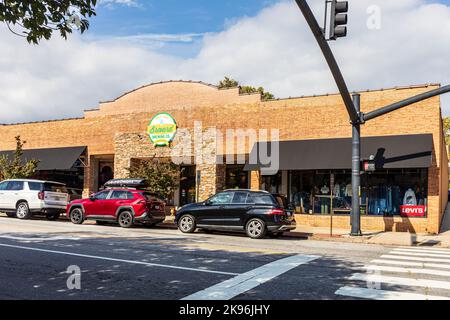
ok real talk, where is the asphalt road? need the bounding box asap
[1,214,450,300]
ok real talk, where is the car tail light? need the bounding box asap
[137,200,146,205]
[269,209,284,215]
[38,191,45,200]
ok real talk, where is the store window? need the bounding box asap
[288,169,428,217]
[261,172,282,194]
[226,165,249,189]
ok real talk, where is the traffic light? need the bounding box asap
[329,1,348,40]
[362,155,376,173]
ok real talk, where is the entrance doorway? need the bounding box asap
[180,165,196,206]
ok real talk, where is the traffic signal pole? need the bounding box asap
[351,94,362,236]
[294,0,450,236]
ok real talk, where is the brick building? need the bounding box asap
[0,81,448,234]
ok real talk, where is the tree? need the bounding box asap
[218,77,275,101]
[0,0,97,44]
[0,136,39,180]
[444,117,450,146]
[127,158,181,200]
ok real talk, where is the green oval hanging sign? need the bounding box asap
[147,113,177,147]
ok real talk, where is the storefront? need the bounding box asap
[0,80,447,233]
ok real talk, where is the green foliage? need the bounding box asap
[0,136,39,180]
[0,0,97,44]
[127,158,180,200]
[444,117,450,146]
[218,77,275,101]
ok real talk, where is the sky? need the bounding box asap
[1,0,450,124]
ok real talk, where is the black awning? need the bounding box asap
[0,146,87,171]
[244,134,433,174]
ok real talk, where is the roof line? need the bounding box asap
[263,83,441,102]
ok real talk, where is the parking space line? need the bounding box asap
[0,243,238,276]
[182,254,320,300]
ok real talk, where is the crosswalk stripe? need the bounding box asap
[390,250,450,258]
[350,273,450,290]
[335,286,450,300]
[395,247,450,253]
[371,259,450,270]
[182,254,319,300]
[381,254,450,263]
[363,265,450,277]
[393,248,450,256]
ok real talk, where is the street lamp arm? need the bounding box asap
[363,85,450,122]
[294,0,359,123]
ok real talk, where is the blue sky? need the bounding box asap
[2,0,450,123]
[93,1,278,36]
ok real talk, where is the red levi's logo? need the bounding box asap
[400,206,426,217]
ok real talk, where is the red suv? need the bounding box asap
[66,180,166,228]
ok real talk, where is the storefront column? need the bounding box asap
[250,171,261,190]
[83,155,99,198]
[197,164,226,202]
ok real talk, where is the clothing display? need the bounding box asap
[333,183,341,197]
[403,188,418,206]
[321,185,330,195]
[345,184,352,197]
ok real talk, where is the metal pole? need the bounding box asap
[351,93,362,236]
[363,85,450,122]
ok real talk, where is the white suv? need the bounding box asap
[0,179,69,220]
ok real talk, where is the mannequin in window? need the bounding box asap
[321,184,330,195]
[403,188,417,206]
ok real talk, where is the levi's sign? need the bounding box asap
[147,113,177,147]
[400,205,426,217]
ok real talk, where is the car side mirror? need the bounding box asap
[89,194,96,201]
[204,200,212,206]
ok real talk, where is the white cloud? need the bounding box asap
[98,0,141,8]
[1,0,450,124]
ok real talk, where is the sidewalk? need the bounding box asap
[162,214,450,248]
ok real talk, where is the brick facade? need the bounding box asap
[0,81,448,233]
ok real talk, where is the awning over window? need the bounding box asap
[244,134,433,173]
[0,146,87,171]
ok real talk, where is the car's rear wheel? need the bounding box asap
[178,215,196,233]
[46,212,61,221]
[16,202,31,220]
[118,211,134,228]
[69,208,84,225]
[246,218,267,239]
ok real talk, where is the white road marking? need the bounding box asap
[395,247,450,252]
[371,259,450,270]
[0,235,80,241]
[349,273,450,290]
[381,254,450,264]
[335,286,450,300]
[0,243,238,276]
[393,248,450,256]
[390,251,450,258]
[182,254,320,300]
[363,265,450,277]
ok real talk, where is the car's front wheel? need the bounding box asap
[16,202,31,220]
[245,218,267,239]
[118,211,134,228]
[69,208,84,225]
[178,214,196,233]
